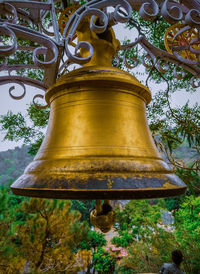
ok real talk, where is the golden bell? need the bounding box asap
[11,19,186,200]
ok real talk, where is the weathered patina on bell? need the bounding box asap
[11,18,186,200]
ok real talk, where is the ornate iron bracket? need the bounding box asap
[0,0,199,106]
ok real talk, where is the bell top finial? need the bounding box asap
[76,17,120,67]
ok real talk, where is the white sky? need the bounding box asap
[0,24,199,151]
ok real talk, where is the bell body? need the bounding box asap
[11,65,186,199]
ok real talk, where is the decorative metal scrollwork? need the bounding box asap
[139,0,159,21]
[0,0,199,106]
[33,94,48,109]
[0,3,18,24]
[161,0,183,24]
[185,9,200,27]
[9,82,26,100]
[0,23,17,56]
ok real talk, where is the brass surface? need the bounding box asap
[90,200,116,233]
[11,19,186,199]
[90,209,116,233]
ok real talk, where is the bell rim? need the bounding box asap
[11,186,187,200]
[11,172,187,200]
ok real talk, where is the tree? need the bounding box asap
[71,199,95,225]
[0,187,27,273]
[0,186,95,273]
[0,105,49,156]
[112,197,200,273]
[111,200,178,273]
[75,229,107,273]
[78,229,106,252]
[92,247,116,274]
[174,196,200,273]
[15,198,85,272]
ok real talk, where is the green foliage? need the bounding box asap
[175,168,200,194]
[0,186,94,273]
[112,230,133,248]
[148,96,200,152]
[78,229,106,251]
[174,196,200,273]
[27,104,49,128]
[0,105,49,156]
[146,91,200,194]
[112,200,173,272]
[113,197,200,273]
[27,137,44,156]
[0,187,27,272]
[0,111,35,143]
[175,196,200,236]
[129,13,170,50]
[93,247,116,273]
[0,186,107,273]
[164,196,183,211]
[172,102,200,148]
[115,265,137,274]
[113,200,162,232]
[71,200,95,225]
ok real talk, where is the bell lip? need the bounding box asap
[11,172,187,200]
[11,186,187,200]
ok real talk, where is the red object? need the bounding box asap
[105,244,128,258]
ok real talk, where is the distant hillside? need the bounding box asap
[0,146,33,187]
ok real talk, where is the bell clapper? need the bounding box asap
[90,200,116,233]
[95,200,102,215]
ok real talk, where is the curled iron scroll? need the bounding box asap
[4,23,59,69]
[155,59,169,74]
[63,7,106,64]
[33,94,48,109]
[9,82,26,100]
[0,24,17,56]
[65,38,94,64]
[33,45,58,69]
[185,9,200,27]
[173,66,186,80]
[0,3,18,24]
[190,76,200,88]
[142,54,154,69]
[123,48,138,69]
[113,1,132,23]
[139,0,159,21]
[161,0,183,24]
[90,10,108,34]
